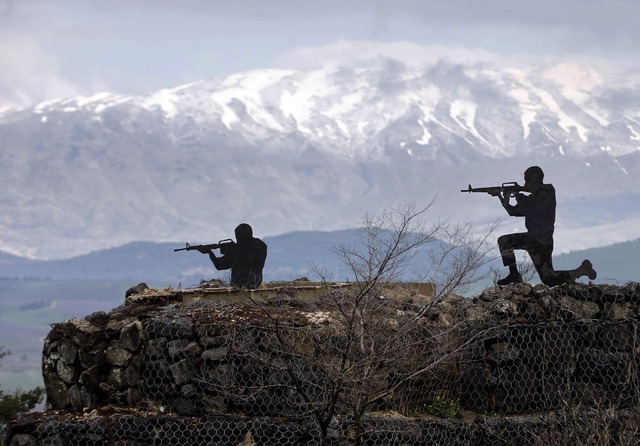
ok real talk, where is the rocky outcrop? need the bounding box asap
[6,282,640,445]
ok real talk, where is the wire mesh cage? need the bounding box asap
[6,282,640,445]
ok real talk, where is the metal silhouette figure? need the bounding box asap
[495,166,596,286]
[195,223,267,288]
[468,166,597,286]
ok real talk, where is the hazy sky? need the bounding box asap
[1,0,639,108]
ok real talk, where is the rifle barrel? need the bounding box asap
[174,242,192,252]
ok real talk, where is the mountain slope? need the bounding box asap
[0,231,636,288]
[2,55,639,259]
[554,238,640,285]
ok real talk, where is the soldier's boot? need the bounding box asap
[497,271,523,286]
[579,259,597,280]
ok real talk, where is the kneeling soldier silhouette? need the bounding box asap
[496,166,596,286]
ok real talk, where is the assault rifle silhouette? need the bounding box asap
[461,182,523,197]
[174,239,235,254]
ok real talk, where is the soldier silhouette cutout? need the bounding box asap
[496,166,597,286]
[197,223,267,288]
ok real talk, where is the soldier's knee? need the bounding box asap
[497,235,510,247]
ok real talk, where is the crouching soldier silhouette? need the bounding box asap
[198,223,268,288]
[496,166,597,286]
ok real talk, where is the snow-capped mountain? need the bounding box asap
[1,57,639,259]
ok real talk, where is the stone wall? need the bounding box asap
[6,282,640,445]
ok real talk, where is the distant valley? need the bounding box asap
[2,230,637,287]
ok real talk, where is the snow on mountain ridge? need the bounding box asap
[176,62,637,158]
[7,59,640,160]
[32,92,130,114]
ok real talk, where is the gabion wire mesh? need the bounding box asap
[140,320,634,420]
[7,283,640,445]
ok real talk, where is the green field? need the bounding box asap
[0,279,133,392]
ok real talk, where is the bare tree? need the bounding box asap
[221,200,499,445]
[321,201,496,442]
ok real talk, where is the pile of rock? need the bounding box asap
[40,282,640,415]
[6,281,640,445]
